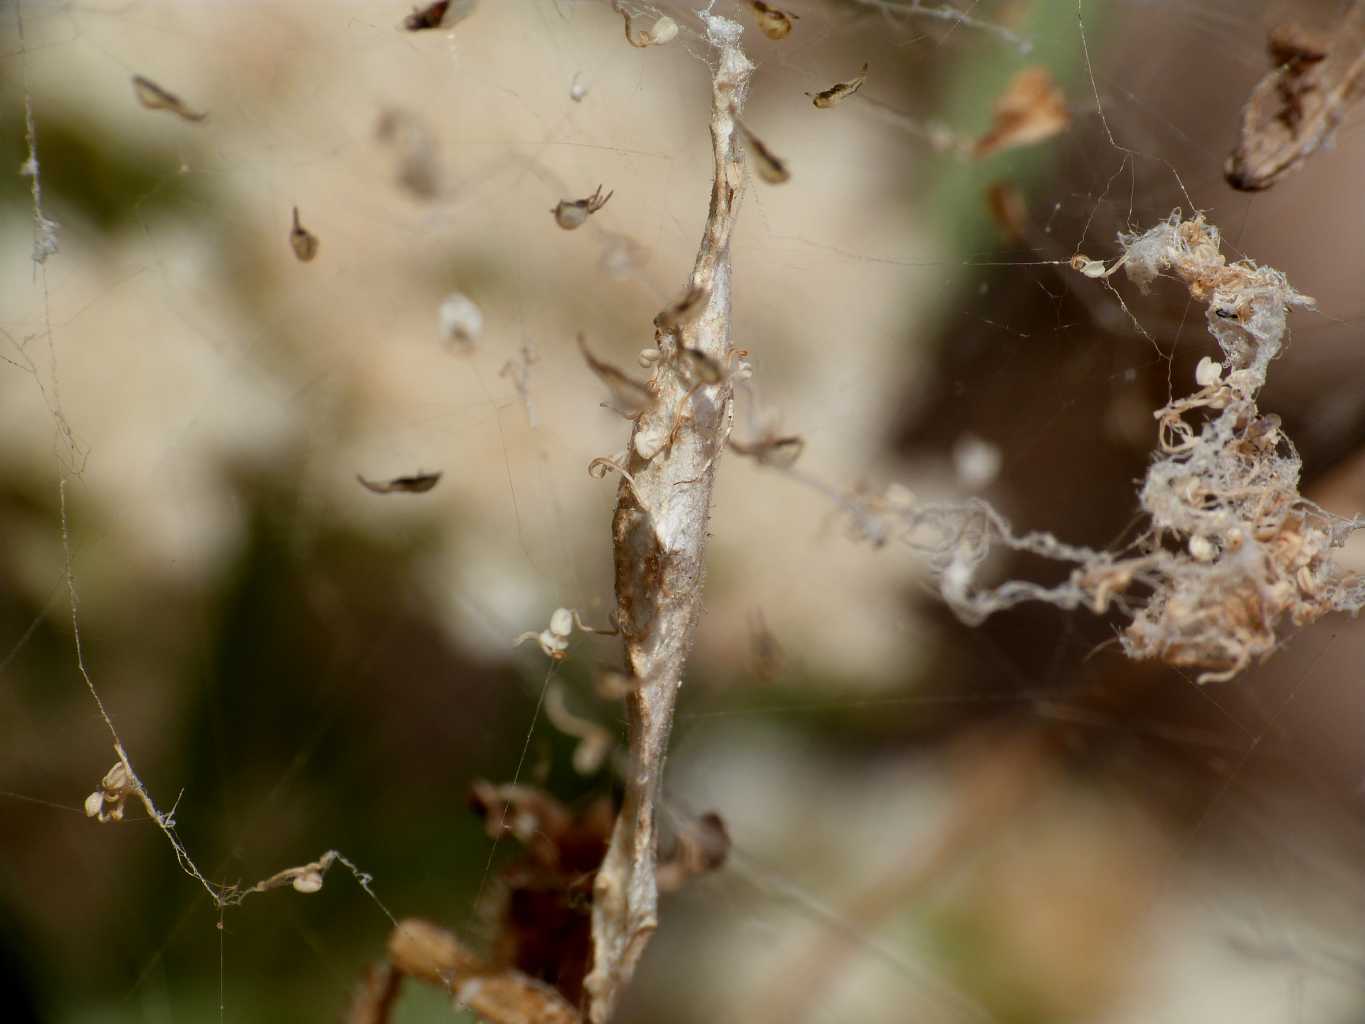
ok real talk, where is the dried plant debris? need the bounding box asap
[614,2,678,48]
[375,108,441,199]
[404,0,450,30]
[746,608,785,681]
[84,761,136,823]
[985,180,1028,242]
[739,122,791,183]
[750,1,798,40]
[1225,9,1365,190]
[289,206,319,262]
[249,850,339,895]
[656,812,730,892]
[552,185,613,230]
[653,283,711,331]
[381,919,582,1024]
[544,682,613,775]
[578,332,652,417]
[808,63,869,108]
[439,292,483,350]
[863,212,1363,682]
[131,75,207,122]
[973,65,1069,158]
[357,471,442,494]
[728,431,804,468]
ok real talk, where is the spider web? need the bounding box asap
[3,1,1365,1022]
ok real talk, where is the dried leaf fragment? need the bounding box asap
[973,66,1069,158]
[751,1,798,40]
[404,0,451,30]
[357,472,442,494]
[131,75,207,122]
[808,63,869,108]
[289,206,319,262]
[552,185,613,230]
[1225,10,1365,190]
[739,122,791,184]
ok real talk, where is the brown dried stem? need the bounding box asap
[583,12,754,1023]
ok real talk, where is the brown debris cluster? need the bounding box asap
[346,782,726,1023]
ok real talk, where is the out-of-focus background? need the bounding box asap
[4,1,1365,1021]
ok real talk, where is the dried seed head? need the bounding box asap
[289,207,319,262]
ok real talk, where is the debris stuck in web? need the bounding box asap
[439,292,484,350]
[132,75,208,122]
[614,3,678,48]
[289,206,319,262]
[515,607,576,660]
[544,682,613,774]
[1225,8,1365,190]
[85,761,136,823]
[404,0,451,30]
[357,471,443,494]
[738,121,791,184]
[552,185,613,230]
[750,1,798,40]
[839,212,1363,682]
[808,63,869,108]
[375,108,441,199]
[973,66,1069,158]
